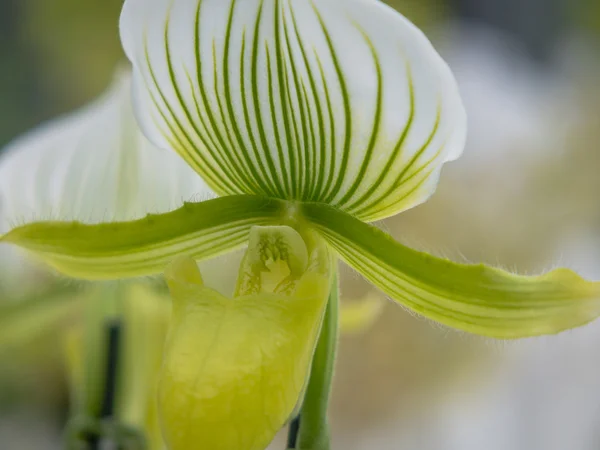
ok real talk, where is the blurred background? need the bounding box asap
[0,0,599,449]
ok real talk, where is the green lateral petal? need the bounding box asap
[302,203,600,338]
[120,0,465,219]
[0,195,285,280]
[159,234,331,450]
[0,70,210,235]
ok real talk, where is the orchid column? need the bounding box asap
[1,1,600,450]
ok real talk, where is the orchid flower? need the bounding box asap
[1,0,596,336]
[1,0,600,449]
[0,68,380,449]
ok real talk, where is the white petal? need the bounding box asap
[0,71,211,234]
[120,0,466,221]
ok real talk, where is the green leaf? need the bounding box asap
[302,202,600,338]
[1,195,285,280]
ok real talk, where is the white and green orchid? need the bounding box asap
[0,68,379,450]
[1,0,600,449]
[2,0,597,336]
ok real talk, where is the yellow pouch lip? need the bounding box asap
[158,227,332,450]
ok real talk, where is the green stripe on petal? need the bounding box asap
[302,202,600,339]
[120,0,466,220]
[1,196,286,280]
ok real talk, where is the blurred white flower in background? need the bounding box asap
[0,72,211,231]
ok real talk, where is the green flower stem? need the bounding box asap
[291,270,339,450]
[82,285,122,419]
[66,284,132,449]
[286,417,301,449]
